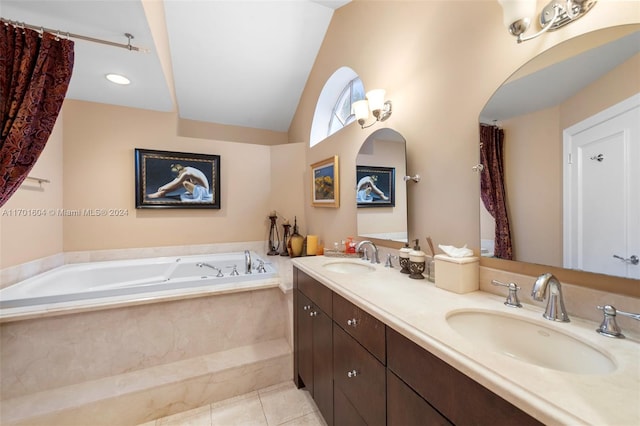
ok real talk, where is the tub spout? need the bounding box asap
[244,250,252,274]
[196,262,223,277]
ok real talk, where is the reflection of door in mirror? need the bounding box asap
[479,26,640,280]
[356,128,408,243]
[563,94,639,279]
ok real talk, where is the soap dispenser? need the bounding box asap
[409,239,426,280]
[399,242,411,274]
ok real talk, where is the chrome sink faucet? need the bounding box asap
[531,273,570,322]
[356,240,380,264]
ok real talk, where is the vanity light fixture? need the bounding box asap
[352,89,393,129]
[498,0,597,43]
[106,73,131,85]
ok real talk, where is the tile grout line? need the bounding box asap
[257,388,271,425]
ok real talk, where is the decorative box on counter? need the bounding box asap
[434,254,479,294]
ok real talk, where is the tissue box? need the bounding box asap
[434,254,479,294]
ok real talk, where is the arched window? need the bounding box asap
[310,67,365,147]
[328,77,365,135]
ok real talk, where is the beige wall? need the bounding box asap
[0,111,65,268]
[503,107,562,265]
[61,101,278,252]
[288,0,639,253]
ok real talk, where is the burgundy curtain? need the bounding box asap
[0,24,74,207]
[479,123,513,260]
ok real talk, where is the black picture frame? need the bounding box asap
[135,148,221,209]
[356,166,395,207]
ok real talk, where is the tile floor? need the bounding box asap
[137,381,327,426]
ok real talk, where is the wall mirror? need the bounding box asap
[356,128,408,244]
[479,25,639,291]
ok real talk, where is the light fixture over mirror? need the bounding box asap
[498,0,597,43]
[353,89,393,129]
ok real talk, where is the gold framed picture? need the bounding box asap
[311,156,339,208]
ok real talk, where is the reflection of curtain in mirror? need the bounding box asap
[479,124,512,260]
[0,25,74,207]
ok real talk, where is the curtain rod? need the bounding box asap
[1,18,149,53]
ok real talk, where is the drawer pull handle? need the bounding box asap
[347,369,358,378]
[303,305,311,311]
[309,311,318,317]
[347,318,358,327]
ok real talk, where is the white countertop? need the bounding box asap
[292,256,640,426]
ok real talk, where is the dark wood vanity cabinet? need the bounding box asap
[293,267,542,426]
[294,269,333,425]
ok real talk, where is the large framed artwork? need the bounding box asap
[356,165,395,207]
[135,148,221,209]
[311,156,339,208]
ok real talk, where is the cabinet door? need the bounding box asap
[313,307,334,426]
[387,369,452,426]
[334,385,367,426]
[333,324,385,426]
[296,291,314,391]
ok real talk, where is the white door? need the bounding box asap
[563,94,640,279]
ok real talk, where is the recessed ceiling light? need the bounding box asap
[106,73,131,85]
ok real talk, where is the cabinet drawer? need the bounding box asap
[296,269,332,316]
[333,293,386,363]
[387,327,542,426]
[333,324,385,426]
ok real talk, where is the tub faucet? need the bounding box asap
[244,250,252,274]
[531,273,570,322]
[196,262,224,277]
[356,240,380,264]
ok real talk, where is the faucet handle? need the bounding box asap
[596,305,640,338]
[491,280,523,308]
[361,247,369,262]
[385,253,397,268]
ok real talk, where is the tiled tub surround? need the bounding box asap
[0,243,294,426]
[293,256,640,425]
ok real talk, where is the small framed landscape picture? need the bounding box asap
[135,148,221,209]
[356,165,395,207]
[311,156,339,208]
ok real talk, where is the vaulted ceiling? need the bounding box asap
[2,0,350,132]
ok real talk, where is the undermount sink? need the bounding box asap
[446,310,616,375]
[322,261,375,274]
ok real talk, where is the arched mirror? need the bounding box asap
[479,25,639,283]
[356,128,408,244]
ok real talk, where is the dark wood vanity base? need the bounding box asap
[293,267,542,426]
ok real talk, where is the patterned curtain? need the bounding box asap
[0,24,74,207]
[479,123,513,260]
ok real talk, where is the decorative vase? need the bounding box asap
[289,217,304,257]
